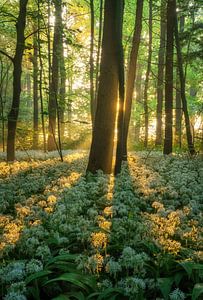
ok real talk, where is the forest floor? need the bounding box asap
[0,150,203,300]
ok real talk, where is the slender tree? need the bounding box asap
[87,0,121,174]
[163,0,175,155]
[114,0,125,175]
[134,64,143,143]
[155,0,166,146]
[122,0,144,160]
[7,0,29,161]
[47,0,61,151]
[174,9,196,155]
[175,15,184,148]
[37,0,46,152]
[32,30,39,149]
[143,0,152,148]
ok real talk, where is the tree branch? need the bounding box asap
[0,50,14,63]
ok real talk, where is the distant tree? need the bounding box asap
[32,29,39,149]
[155,0,166,146]
[174,15,184,148]
[174,8,196,155]
[143,0,152,148]
[163,0,175,155]
[87,0,123,174]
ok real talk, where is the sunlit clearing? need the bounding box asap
[194,116,202,130]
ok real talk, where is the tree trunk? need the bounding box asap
[122,0,144,160]
[134,65,142,143]
[114,0,125,175]
[175,69,182,148]
[7,0,28,161]
[174,10,196,155]
[33,30,39,149]
[175,15,184,148]
[90,0,95,123]
[87,0,120,174]
[155,0,166,146]
[37,0,46,152]
[47,0,61,151]
[95,0,103,103]
[59,42,66,140]
[143,0,152,148]
[163,0,175,155]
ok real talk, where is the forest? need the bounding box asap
[0,0,203,299]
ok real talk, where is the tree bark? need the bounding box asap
[143,0,152,148]
[90,0,95,123]
[114,0,125,175]
[174,10,196,155]
[163,0,175,155]
[175,68,182,148]
[134,65,142,143]
[33,30,39,149]
[175,15,184,148]
[122,0,143,160]
[95,0,103,104]
[155,0,166,146]
[47,0,61,151]
[7,0,28,161]
[87,0,120,174]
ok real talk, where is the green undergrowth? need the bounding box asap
[0,151,202,299]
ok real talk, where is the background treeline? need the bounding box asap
[0,0,202,162]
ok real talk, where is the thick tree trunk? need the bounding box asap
[47,0,61,151]
[174,11,196,155]
[163,0,175,155]
[33,31,39,149]
[155,0,166,146]
[143,0,152,148]
[122,0,143,160]
[90,0,95,123]
[87,0,120,174]
[7,0,28,161]
[95,0,103,103]
[114,0,125,175]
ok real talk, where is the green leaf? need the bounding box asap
[158,277,174,300]
[68,291,86,300]
[174,271,185,286]
[97,288,123,300]
[192,283,203,300]
[25,270,52,285]
[52,295,70,300]
[180,262,203,279]
[45,253,78,267]
[43,273,92,292]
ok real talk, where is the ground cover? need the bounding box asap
[0,151,202,299]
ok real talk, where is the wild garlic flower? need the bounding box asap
[169,288,186,300]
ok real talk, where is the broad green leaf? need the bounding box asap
[180,262,203,279]
[97,288,123,300]
[158,277,174,300]
[52,295,70,300]
[25,270,52,285]
[192,283,203,300]
[43,273,90,291]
